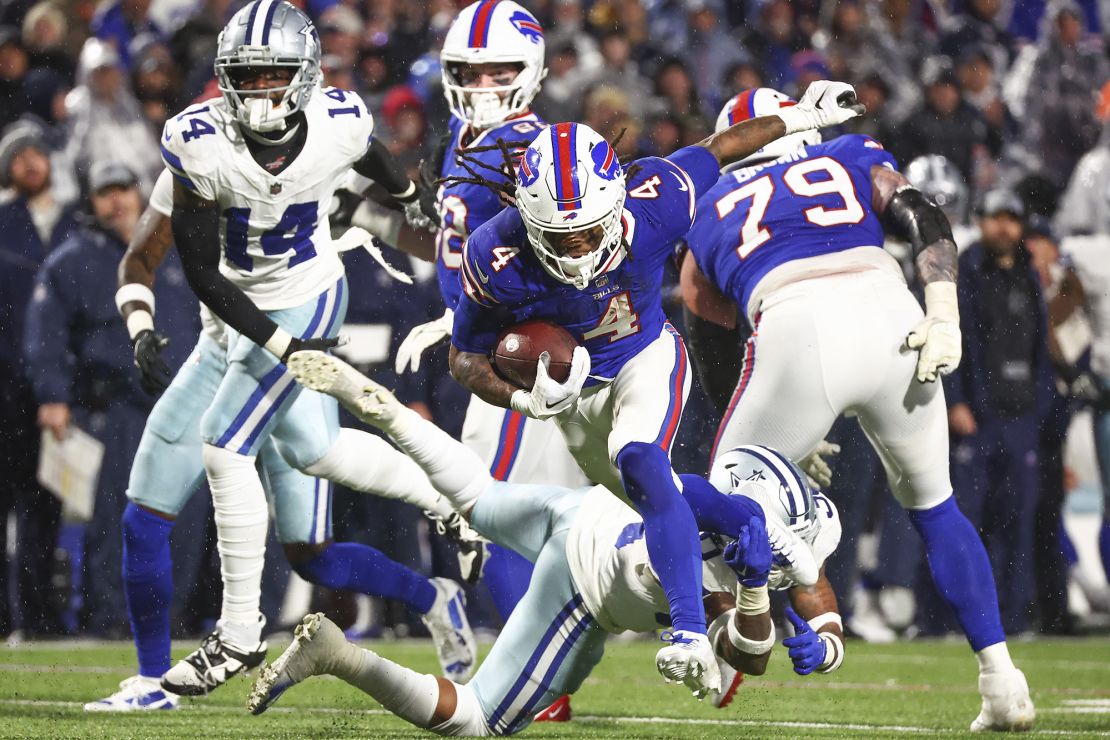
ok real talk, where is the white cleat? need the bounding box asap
[84,675,179,712]
[248,613,346,715]
[422,578,477,683]
[709,656,744,709]
[655,630,721,700]
[287,350,403,427]
[161,629,266,697]
[426,510,489,585]
[970,669,1036,732]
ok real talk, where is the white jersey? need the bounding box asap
[149,168,227,348]
[1062,235,1110,376]
[160,88,374,310]
[564,486,840,634]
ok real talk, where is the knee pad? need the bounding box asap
[430,683,492,737]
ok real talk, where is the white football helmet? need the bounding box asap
[516,122,626,290]
[214,0,321,133]
[710,445,842,590]
[715,88,821,170]
[441,0,547,130]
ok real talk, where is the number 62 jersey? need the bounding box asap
[159,88,375,311]
[686,134,898,323]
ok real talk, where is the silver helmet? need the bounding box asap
[709,445,819,545]
[904,155,969,225]
[214,0,321,133]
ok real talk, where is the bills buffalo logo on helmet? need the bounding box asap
[518,146,541,187]
[590,141,621,182]
[509,10,543,43]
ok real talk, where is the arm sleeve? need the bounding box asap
[353,137,414,197]
[679,473,765,538]
[172,205,281,349]
[23,262,76,404]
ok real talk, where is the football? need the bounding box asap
[493,320,579,389]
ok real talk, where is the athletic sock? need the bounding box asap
[303,428,456,520]
[384,407,493,515]
[678,473,764,536]
[329,641,440,728]
[482,544,533,621]
[203,443,268,647]
[294,542,436,615]
[616,442,706,634]
[975,642,1016,674]
[907,495,1005,652]
[121,503,174,679]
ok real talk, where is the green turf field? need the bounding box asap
[1,636,1107,738]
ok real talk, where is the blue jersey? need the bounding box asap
[686,134,897,315]
[435,113,546,310]
[452,145,720,382]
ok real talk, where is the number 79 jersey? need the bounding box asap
[686,134,897,319]
[160,88,375,311]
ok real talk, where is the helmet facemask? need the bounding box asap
[442,60,544,130]
[521,203,626,289]
[216,46,318,133]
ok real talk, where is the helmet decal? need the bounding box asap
[550,123,582,211]
[468,0,499,48]
[591,140,621,182]
[518,146,541,187]
[509,10,543,43]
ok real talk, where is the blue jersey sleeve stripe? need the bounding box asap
[160,145,197,190]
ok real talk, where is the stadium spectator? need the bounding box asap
[1004,1,1109,189]
[0,122,78,639]
[681,0,747,113]
[739,0,808,90]
[938,0,1013,73]
[379,85,427,179]
[593,29,652,120]
[130,41,181,129]
[533,39,586,123]
[90,0,163,70]
[22,161,198,637]
[647,57,708,136]
[19,1,70,77]
[719,58,765,102]
[0,26,28,131]
[63,38,162,194]
[19,69,79,205]
[865,0,936,78]
[944,189,1053,636]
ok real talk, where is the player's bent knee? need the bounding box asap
[615,441,672,503]
[429,682,493,737]
[895,486,953,512]
[283,541,330,567]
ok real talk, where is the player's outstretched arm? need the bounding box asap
[116,203,175,395]
[872,166,962,383]
[353,138,438,231]
[171,181,335,363]
[697,80,865,169]
[783,570,845,676]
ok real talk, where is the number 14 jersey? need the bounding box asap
[160,89,375,310]
[686,134,897,320]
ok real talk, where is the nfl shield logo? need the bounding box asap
[270,182,282,195]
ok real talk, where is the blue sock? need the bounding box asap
[908,496,1005,651]
[293,542,436,615]
[678,473,764,536]
[121,503,174,679]
[1099,522,1110,578]
[617,442,706,634]
[483,544,534,621]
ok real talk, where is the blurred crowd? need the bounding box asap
[2,0,1110,644]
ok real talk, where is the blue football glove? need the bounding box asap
[783,607,826,675]
[723,516,772,588]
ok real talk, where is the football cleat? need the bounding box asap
[710,659,744,709]
[970,669,1036,732]
[249,612,345,715]
[161,630,266,696]
[655,630,722,699]
[426,509,489,585]
[287,350,403,429]
[534,693,572,722]
[84,675,179,712]
[422,578,477,683]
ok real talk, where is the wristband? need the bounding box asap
[737,583,770,616]
[115,284,156,316]
[509,389,532,416]
[264,327,293,360]
[817,632,845,673]
[806,612,843,633]
[126,310,154,340]
[923,281,958,324]
[390,181,417,203]
[727,614,776,655]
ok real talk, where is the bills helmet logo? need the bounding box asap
[518,146,541,187]
[590,141,621,182]
[562,212,578,221]
[509,10,543,44]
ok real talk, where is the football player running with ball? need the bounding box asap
[446,81,862,694]
[248,351,847,735]
[681,87,1034,731]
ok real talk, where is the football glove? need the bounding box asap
[904,281,961,383]
[799,440,840,490]
[778,81,865,135]
[133,329,171,396]
[395,308,454,374]
[723,516,772,588]
[510,347,590,420]
[396,182,439,232]
[783,607,826,675]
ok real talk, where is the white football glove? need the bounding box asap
[509,347,590,420]
[395,308,453,374]
[905,282,962,383]
[402,198,436,232]
[777,80,865,135]
[799,440,840,490]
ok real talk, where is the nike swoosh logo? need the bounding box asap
[671,172,688,191]
[544,399,566,411]
[474,262,490,284]
[539,707,564,720]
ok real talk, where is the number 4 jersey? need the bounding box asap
[686,134,898,322]
[160,88,375,311]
